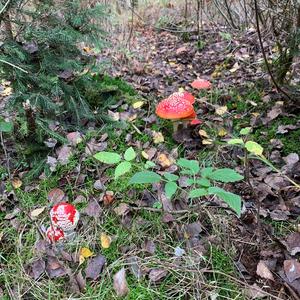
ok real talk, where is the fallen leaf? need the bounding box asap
[256,260,274,281]
[132,101,145,109]
[114,203,130,216]
[66,132,82,146]
[79,247,93,264]
[113,268,129,297]
[46,256,67,278]
[100,233,112,249]
[56,145,72,165]
[202,139,213,145]
[12,178,22,189]
[218,128,227,137]
[157,153,173,168]
[30,207,46,219]
[282,233,300,256]
[83,199,102,218]
[152,131,164,144]
[215,106,228,116]
[149,268,168,283]
[103,191,115,206]
[143,240,156,254]
[30,259,46,280]
[284,259,300,283]
[198,129,209,138]
[85,255,106,280]
[47,188,66,204]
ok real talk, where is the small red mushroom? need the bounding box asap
[191,79,212,90]
[46,226,65,243]
[190,119,202,126]
[50,203,80,232]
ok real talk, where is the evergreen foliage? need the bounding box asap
[0,0,107,136]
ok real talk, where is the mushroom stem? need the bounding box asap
[172,121,179,132]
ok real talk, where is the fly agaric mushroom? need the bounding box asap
[191,79,212,90]
[50,203,79,233]
[169,91,195,104]
[155,95,196,131]
[190,119,202,126]
[46,226,65,243]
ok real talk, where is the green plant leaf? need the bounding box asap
[144,161,156,169]
[227,138,244,145]
[188,188,209,198]
[115,161,132,179]
[165,181,178,199]
[208,187,241,216]
[163,173,179,181]
[240,127,251,135]
[0,121,13,133]
[245,141,263,156]
[195,178,211,187]
[94,152,121,164]
[200,167,214,178]
[153,202,162,209]
[124,147,136,161]
[177,158,200,175]
[129,171,161,184]
[186,178,194,186]
[209,168,244,183]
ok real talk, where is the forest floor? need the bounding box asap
[1,25,300,299]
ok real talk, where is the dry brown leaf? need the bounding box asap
[113,268,129,297]
[30,207,46,219]
[256,260,274,281]
[12,178,22,189]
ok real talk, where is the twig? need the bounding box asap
[0,0,11,15]
[0,59,28,73]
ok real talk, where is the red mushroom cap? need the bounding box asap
[156,96,195,120]
[169,91,195,104]
[191,79,212,90]
[50,203,79,232]
[190,119,202,125]
[46,226,65,243]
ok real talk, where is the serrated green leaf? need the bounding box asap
[124,147,136,161]
[163,173,179,181]
[240,127,251,135]
[227,138,244,145]
[93,152,121,164]
[208,187,241,216]
[188,188,209,198]
[209,168,244,183]
[177,158,200,175]
[195,178,211,187]
[129,171,161,184]
[115,161,132,179]
[165,181,178,199]
[0,121,13,133]
[200,167,214,178]
[186,178,195,186]
[245,141,263,156]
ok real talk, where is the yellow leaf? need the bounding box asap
[178,87,185,93]
[245,141,263,156]
[141,151,149,160]
[157,153,173,168]
[80,247,94,258]
[218,128,227,137]
[198,129,209,138]
[153,131,164,144]
[100,233,112,249]
[128,114,137,122]
[169,62,176,66]
[1,87,12,96]
[202,139,213,145]
[251,112,260,117]
[79,255,85,265]
[215,106,228,116]
[132,101,144,109]
[12,178,22,189]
